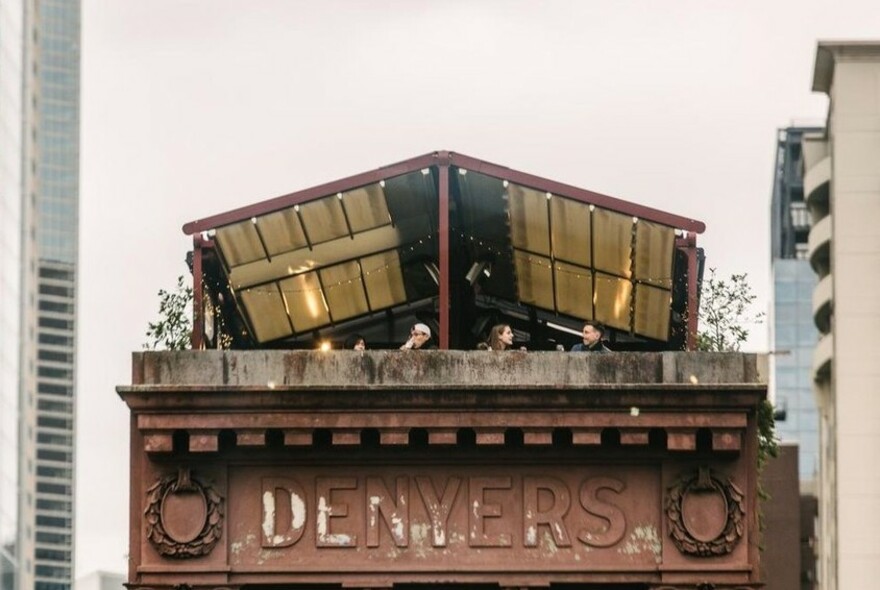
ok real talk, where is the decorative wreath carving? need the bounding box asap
[665,466,745,557]
[145,468,224,558]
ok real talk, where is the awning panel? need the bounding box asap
[239,286,293,342]
[280,272,330,332]
[342,184,392,234]
[554,261,592,319]
[634,283,672,341]
[634,220,675,289]
[214,221,265,267]
[550,196,591,267]
[509,184,550,256]
[594,272,632,332]
[513,250,554,310]
[319,261,370,322]
[592,209,633,279]
[361,250,407,311]
[298,196,349,245]
[257,209,308,257]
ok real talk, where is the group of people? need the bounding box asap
[342,320,611,352]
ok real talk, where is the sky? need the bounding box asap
[76,0,880,577]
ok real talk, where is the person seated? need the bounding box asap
[485,324,515,351]
[344,333,366,351]
[571,320,611,352]
[399,323,437,350]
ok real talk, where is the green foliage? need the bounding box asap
[696,268,765,352]
[144,275,193,351]
[757,398,780,473]
[694,268,777,542]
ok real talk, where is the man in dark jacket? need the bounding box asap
[571,321,611,352]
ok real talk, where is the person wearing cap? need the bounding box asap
[571,320,611,352]
[400,323,436,350]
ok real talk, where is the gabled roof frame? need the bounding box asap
[183,151,705,350]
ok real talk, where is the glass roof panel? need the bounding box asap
[239,284,293,343]
[554,261,592,319]
[513,250,554,310]
[320,261,370,322]
[256,208,307,257]
[342,184,392,234]
[361,250,407,311]
[550,197,591,267]
[215,220,265,267]
[227,224,404,290]
[592,208,633,279]
[299,195,349,245]
[509,184,550,256]
[594,271,632,331]
[634,220,675,289]
[634,283,672,341]
[279,272,331,333]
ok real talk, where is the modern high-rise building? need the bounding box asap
[770,124,822,489]
[0,1,27,588]
[769,124,823,590]
[0,2,80,590]
[804,40,880,590]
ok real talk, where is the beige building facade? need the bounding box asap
[804,40,880,590]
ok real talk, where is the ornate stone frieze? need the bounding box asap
[665,466,745,557]
[145,468,223,558]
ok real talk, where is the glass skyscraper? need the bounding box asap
[0,2,79,590]
[770,125,822,487]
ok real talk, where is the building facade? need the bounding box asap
[0,2,80,590]
[804,41,880,590]
[770,125,821,488]
[0,2,28,588]
[121,350,767,590]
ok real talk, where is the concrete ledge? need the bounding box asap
[132,350,766,387]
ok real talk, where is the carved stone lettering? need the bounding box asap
[468,477,513,547]
[261,477,307,548]
[577,476,626,547]
[315,477,357,547]
[415,476,461,547]
[366,476,409,547]
[522,476,571,547]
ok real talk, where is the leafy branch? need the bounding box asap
[144,275,193,351]
[696,268,765,352]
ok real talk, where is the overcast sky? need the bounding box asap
[76,0,880,577]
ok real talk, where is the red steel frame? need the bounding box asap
[184,151,705,350]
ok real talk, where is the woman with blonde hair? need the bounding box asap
[485,324,514,351]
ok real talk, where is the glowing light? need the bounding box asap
[630,406,640,417]
[546,192,552,200]
[337,192,343,199]
[589,204,595,212]
[319,341,332,352]
[503,180,509,188]
[379,180,386,188]
[251,217,257,224]
[421,168,430,176]
[458,168,468,176]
